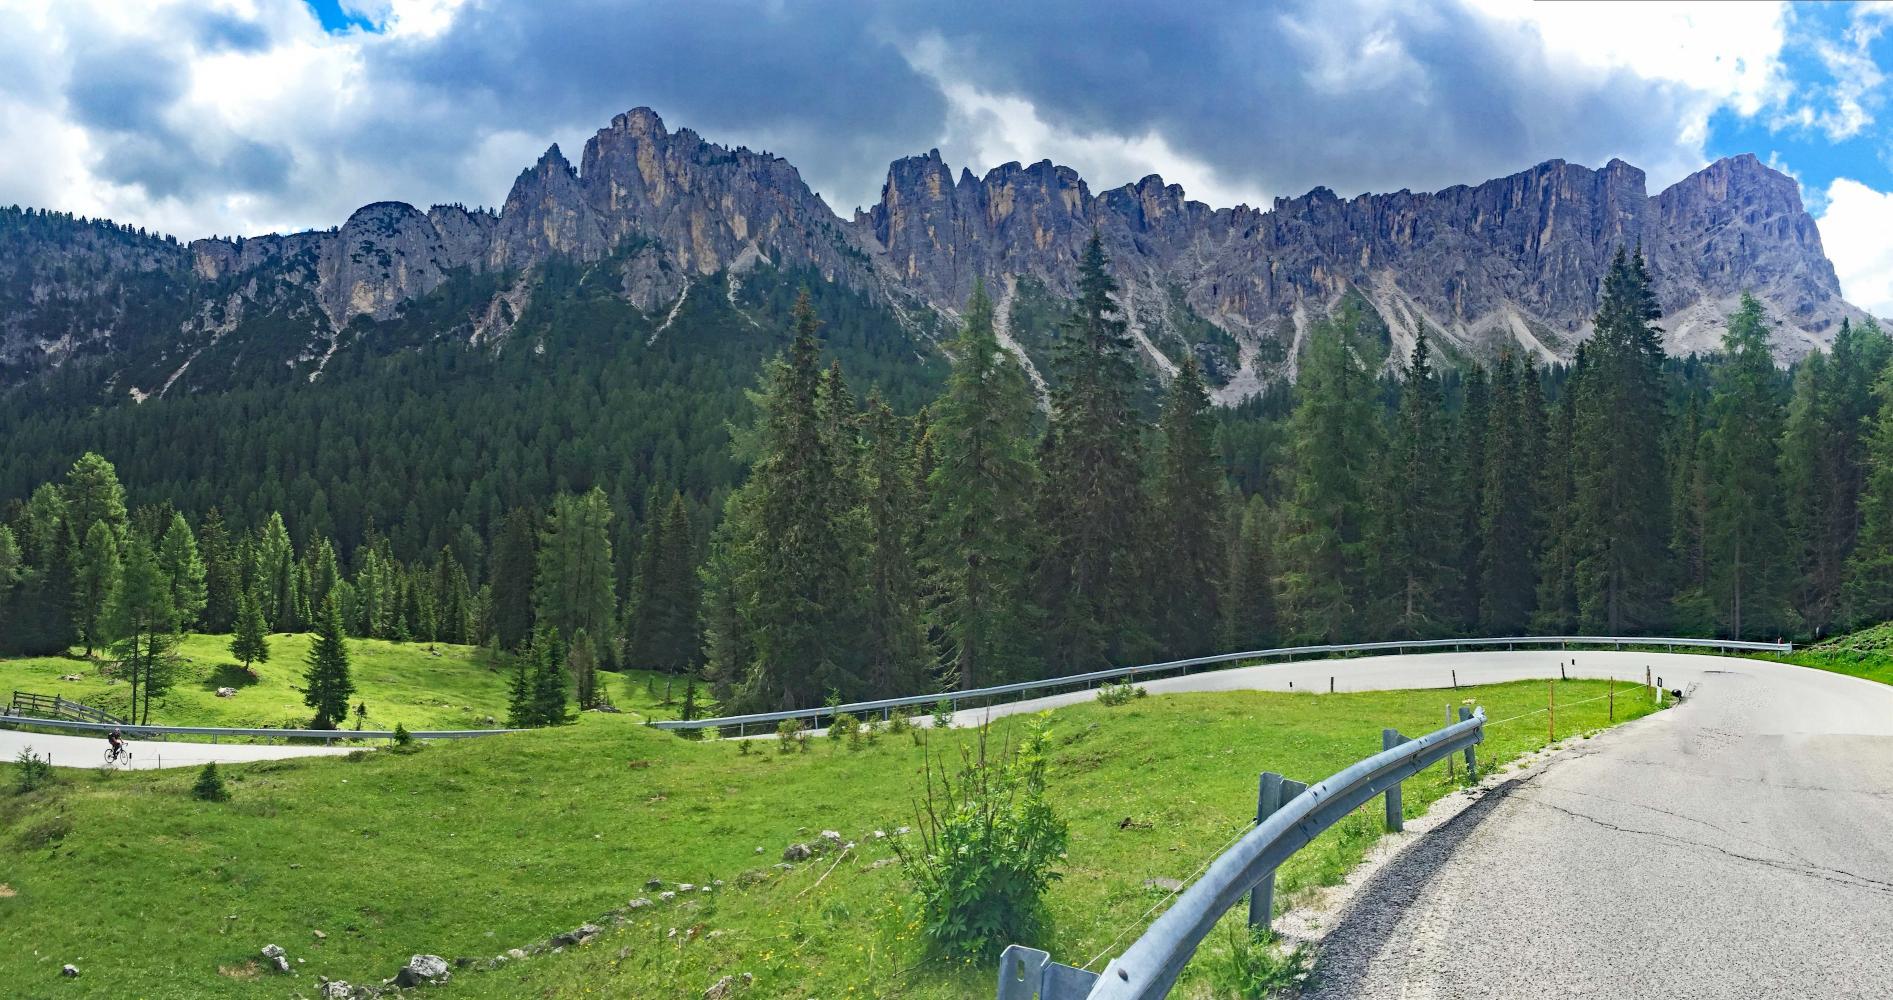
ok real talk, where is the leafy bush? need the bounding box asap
[777,718,805,754]
[931,699,954,730]
[1096,680,1148,706]
[191,762,230,802]
[13,746,53,793]
[829,712,859,747]
[886,713,912,736]
[894,715,1068,958]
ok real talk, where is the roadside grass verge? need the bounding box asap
[0,635,685,733]
[0,677,1657,998]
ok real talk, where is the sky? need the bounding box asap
[0,0,1889,316]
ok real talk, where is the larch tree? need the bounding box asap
[533,488,617,648]
[107,531,178,725]
[73,519,121,657]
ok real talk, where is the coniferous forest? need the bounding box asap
[3,235,1891,715]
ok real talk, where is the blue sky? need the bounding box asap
[1,0,1889,314]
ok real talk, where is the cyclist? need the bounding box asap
[106,728,127,763]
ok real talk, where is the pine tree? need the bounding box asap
[570,627,599,710]
[107,531,178,725]
[627,502,670,670]
[489,508,538,650]
[1479,354,1541,633]
[1221,494,1277,649]
[1448,365,1490,631]
[1152,357,1225,655]
[860,392,928,696]
[654,493,701,675]
[230,591,270,673]
[1279,323,1382,642]
[1570,248,1672,633]
[63,452,127,539]
[1035,233,1148,671]
[530,626,569,725]
[157,512,207,629]
[1702,295,1788,638]
[302,596,355,729]
[533,488,617,646]
[1372,330,1455,638]
[1666,389,1711,630]
[1534,349,1584,633]
[927,282,1041,689]
[73,520,121,657]
[506,650,535,728]
[1845,358,1893,626]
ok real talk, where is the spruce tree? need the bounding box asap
[63,452,127,539]
[1570,248,1672,633]
[570,627,599,710]
[506,650,535,728]
[1152,357,1225,656]
[654,493,701,675]
[1702,295,1788,638]
[257,513,299,633]
[302,596,355,729]
[73,520,121,657]
[927,282,1040,689]
[489,508,538,650]
[627,502,670,670]
[1666,390,1712,630]
[1844,358,1893,626]
[1478,354,1541,633]
[157,512,208,630]
[1035,233,1148,671]
[1280,323,1381,642]
[1449,365,1490,631]
[530,626,569,725]
[860,393,928,696]
[1534,349,1584,633]
[533,488,617,647]
[1373,330,1455,638]
[230,591,270,673]
[198,509,238,632]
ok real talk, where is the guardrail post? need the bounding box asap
[1458,706,1477,779]
[1382,730,1408,831]
[1248,772,1283,931]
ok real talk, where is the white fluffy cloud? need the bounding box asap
[1818,178,1893,319]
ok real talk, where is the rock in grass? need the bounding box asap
[61,964,80,977]
[627,897,652,910]
[550,924,601,947]
[394,954,450,987]
[704,972,755,998]
[781,843,812,861]
[1143,878,1185,893]
[261,944,290,973]
[317,981,352,999]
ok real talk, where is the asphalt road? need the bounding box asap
[1288,652,1893,999]
[0,724,357,770]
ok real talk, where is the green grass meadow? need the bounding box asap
[0,676,1659,999]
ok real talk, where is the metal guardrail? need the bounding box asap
[11,690,125,726]
[653,635,1789,735]
[0,712,519,743]
[996,706,1490,999]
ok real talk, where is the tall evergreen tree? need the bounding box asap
[73,519,121,657]
[1479,354,1541,632]
[1570,248,1671,633]
[107,531,178,725]
[1279,323,1381,642]
[256,513,299,632]
[489,507,538,650]
[1845,357,1893,626]
[1373,330,1455,638]
[1152,357,1225,655]
[63,452,127,539]
[1449,365,1491,630]
[860,392,928,696]
[533,488,617,647]
[1035,233,1148,671]
[199,508,238,632]
[157,512,208,629]
[1702,295,1788,638]
[1221,494,1277,649]
[302,596,355,729]
[927,282,1040,689]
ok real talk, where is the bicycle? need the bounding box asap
[104,743,132,767]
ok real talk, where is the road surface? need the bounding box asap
[1283,652,1893,999]
[1,724,358,770]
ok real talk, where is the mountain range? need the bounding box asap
[0,106,1865,402]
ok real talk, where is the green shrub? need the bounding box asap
[894,714,1068,958]
[829,712,859,747]
[886,713,912,736]
[1096,680,1148,707]
[1199,925,1309,998]
[777,718,805,754]
[13,747,53,794]
[191,763,230,803]
[931,699,954,731]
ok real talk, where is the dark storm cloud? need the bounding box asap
[67,45,185,133]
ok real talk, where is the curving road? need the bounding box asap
[0,724,358,770]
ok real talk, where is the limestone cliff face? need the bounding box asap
[1,106,1868,396]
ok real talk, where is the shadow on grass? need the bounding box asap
[198,663,260,693]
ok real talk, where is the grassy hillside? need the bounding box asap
[0,635,685,731]
[0,678,1658,999]
[1766,623,1893,687]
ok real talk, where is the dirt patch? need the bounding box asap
[217,961,260,980]
[0,882,16,897]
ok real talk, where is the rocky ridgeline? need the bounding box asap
[0,108,1864,395]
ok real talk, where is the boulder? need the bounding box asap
[394,954,450,987]
[817,830,843,850]
[216,687,237,698]
[318,981,353,999]
[261,944,291,973]
[1143,878,1185,894]
[703,972,755,998]
[782,843,812,861]
[550,923,601,947]
[658,891,677,902]
[626,897,652,910]
[61,964,80,977]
